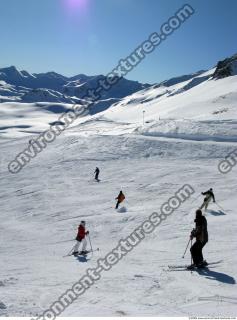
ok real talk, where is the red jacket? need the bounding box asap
[76,225,87,241]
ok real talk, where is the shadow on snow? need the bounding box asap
[207,209,226,216]
[197,268,235,284]
[76,255,90,263]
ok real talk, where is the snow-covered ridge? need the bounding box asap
[0,52,237,140]
[0,66,150,104]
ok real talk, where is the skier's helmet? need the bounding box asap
[81,220,86,226]
[210,188,213,191]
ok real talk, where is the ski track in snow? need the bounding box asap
[0,130,237,317]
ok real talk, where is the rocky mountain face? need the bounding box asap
[213,53,237,79]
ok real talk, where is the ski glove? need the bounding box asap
[190,229,196,239]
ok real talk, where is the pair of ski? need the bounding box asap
[167,260,222,271]
[72,250,91,256]
[64,247,99,258]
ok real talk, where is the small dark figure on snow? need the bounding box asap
[94,167,100,181]
[29,139,35,145]
[189,209,208,268]
[115,190,125,209]
[72,221,89,255]
[200,188,215,211]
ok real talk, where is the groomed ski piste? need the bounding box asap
[0,68,237,317]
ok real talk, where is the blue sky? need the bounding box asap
[0,0,236,83]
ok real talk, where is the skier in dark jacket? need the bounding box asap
[72,221,89,255]
[189,209,208,268]
[200,188,215,211]
[115,190,125,209]
[94,167,100,181]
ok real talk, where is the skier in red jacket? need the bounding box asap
[72,221,89,255]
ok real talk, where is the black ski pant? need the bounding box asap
[190,240,207,265]
[115,201,120,209]
[95,173,99,180]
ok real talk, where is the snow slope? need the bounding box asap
[1,70,237,141]
[102,73,237,143]
[0,54,237,317]
[0,130,237,317]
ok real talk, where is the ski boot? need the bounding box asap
[80,250,89,255]
[197,260,208,268]
[187,264,196,270]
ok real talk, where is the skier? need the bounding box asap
[200,188,215,211]
[189,209,208,269]
[115,190,125,209]
[72,221,89,256]
[94,167,100,181]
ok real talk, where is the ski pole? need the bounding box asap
[88,234,93,253]
[190,193,201,204]
[215,202,225,212]
[182,238,191,258]
[190,239,193,266]
[66,245,75,257]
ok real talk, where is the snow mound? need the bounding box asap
[137,119,237,142]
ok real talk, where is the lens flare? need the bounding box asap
[65,0,88,11]
[62,0,90,25]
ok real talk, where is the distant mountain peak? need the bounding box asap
[0,65,21,75]
[35,71,68,79]
[213,52,237,79]
[1,65,18,72]
[0,66,150,104]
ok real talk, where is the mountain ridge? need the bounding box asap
[0,52,236,113]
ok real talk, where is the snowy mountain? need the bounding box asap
[0,53,237,317]
[1,53,237,139]
[0,67,70,91]
[0,66,149,104]
[21,88,80,104]
[63,75,149,100]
